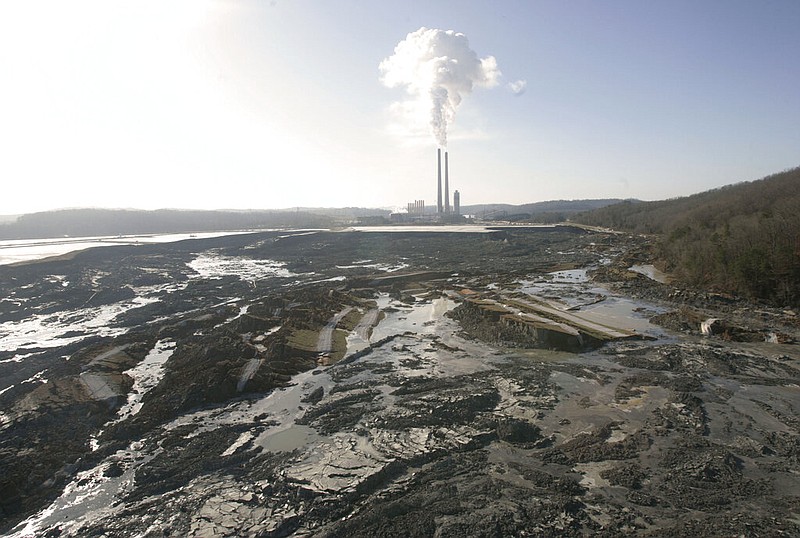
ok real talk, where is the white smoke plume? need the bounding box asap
[380,27,501,148]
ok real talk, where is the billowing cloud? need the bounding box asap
[380,27,500,148]
[508,79,527,96]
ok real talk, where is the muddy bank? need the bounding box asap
[1,227,799,537]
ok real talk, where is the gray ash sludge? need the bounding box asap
[1,228,798,537]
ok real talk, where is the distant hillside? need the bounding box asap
[462,199,627,222]
[574,167,800,306]
[0,209,339,240]
[293,207,392,219]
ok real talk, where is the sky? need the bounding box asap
[1,0,799,215]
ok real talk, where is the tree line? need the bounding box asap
[0,208,336,240]
[574,167,800,307]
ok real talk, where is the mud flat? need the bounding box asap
[1,227,799,537]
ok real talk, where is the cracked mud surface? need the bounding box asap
[1,227,799,537]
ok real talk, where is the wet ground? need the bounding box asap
[1,227,799,537]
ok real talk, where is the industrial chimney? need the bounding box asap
[454,190,461,215]
[444,151,450,213]
[437,148,442,213]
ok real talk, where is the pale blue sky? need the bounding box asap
[1,0,798,214]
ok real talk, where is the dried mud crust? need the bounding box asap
[1,228,799,536]
[35,335,800,538]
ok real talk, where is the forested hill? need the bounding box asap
[461,199,626,221]
[0,209,337,240]
[574,167,800,306]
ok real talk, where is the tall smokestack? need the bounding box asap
[437,148,442,213]
[444,151,450,213]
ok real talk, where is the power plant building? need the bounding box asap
[407,200,425,215]
[396,149,464,223]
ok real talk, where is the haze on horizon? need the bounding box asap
[1,0,798,216]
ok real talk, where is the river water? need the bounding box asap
[0,231,265,266]
[0,225,580,266]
